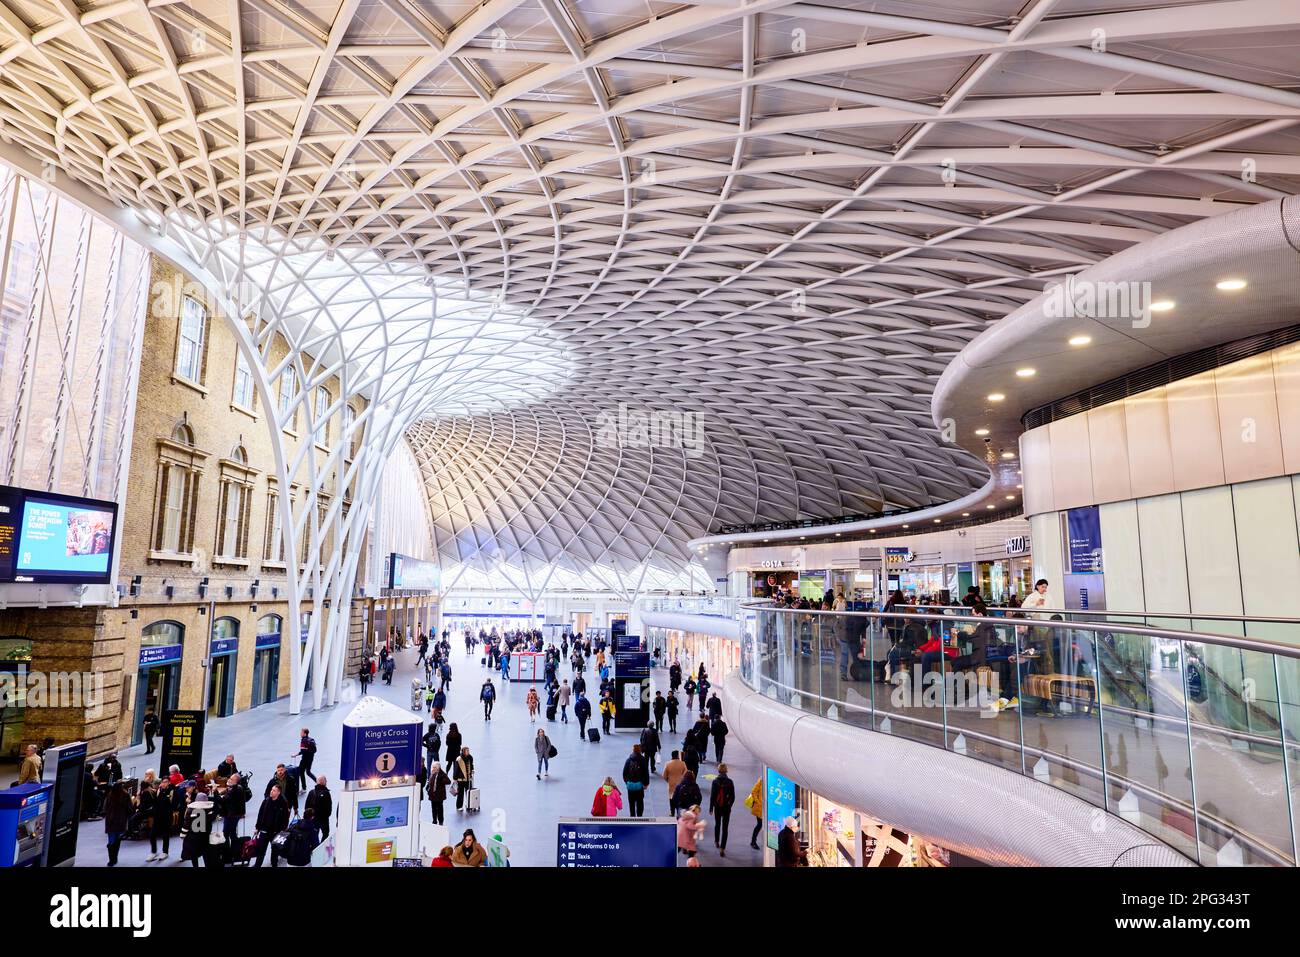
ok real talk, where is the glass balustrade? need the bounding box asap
[740,604,1300,867]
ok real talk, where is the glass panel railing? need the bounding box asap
[742,604,1300,867]
[639,596,740,617]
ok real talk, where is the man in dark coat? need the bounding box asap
[253,784,290,867]
[304,775,333,839]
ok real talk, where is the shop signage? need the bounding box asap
[765,767,798,851]
[556,819,677,867]
[159,710,206,779]
[340,721,421,782]
[139,644,182,667]
[210,637,239,657]
[255,631,281,650]
[1066,506,1103,573]
[759,560,788,569]
[885,547,915,565]
[1005,535,1029,556]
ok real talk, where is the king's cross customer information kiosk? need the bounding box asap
[333,696,424,866]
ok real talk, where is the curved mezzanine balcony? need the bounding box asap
[723,605,1300,866]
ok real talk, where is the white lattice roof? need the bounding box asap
[4,0,1297,581]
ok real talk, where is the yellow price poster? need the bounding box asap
[365,837,394,864]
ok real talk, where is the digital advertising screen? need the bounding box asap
[356,796,409,833]
[0,484,119,585]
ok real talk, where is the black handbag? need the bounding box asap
[548,745,558,758]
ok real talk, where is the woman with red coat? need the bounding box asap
[430,845,455,868]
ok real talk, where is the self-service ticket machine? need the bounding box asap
[0,782,54,867]
[332,696,424,866]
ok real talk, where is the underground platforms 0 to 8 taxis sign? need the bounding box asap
[557,818,677,867]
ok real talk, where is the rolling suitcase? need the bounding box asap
[465,788,481,813]
[587,728,600,743]
[546,704,557,721]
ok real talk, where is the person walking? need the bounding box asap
[574,693,592,740]
[671,770,703,826]
[662,750,687,816]
[253,784,290,867]
[427,762,450,826]
[677,803,706,861]
[535,728,554,779]
[480,679,496,720]
[599,692,617,735]
[640,722,661,773]
[304,775,332,840]
[557,679,571,723]
[684,675,697,712]
[295,727,318,785]
[746,777,764,849]
[102,781,131,866]
[142,708,160,754]
[711,716,729,764]
[666,690,680,733]
[698,675,711,709]
[452,748,475,812]
[706,692,723,720]
[590,776,623,817]
[709,763,736,857]
[526,686,540,723]
[622,745,650,817]
[423,724,441,768]
[652,691,666,732]
[358,658,371,694]
[444,723,463,770]
[146,780,176,862]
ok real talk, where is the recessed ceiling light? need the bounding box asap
[1001,452,1016,460]
[1015,367,1036,378]
[834,532,841,536]
[902,524,909,528]
[961,512,970,517]
[1150,300,1176,312]
[933,519,941,523]
[1017,484,1023,489]
[986,505,995,510]
[1068,335,1092,347]
[869,529,877,533]
[975,428,990,436]
[987,393,1005,402]
[1005,494,1016,500]
[1216,279,1247,291]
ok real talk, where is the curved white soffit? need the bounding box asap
[640,611,741,641]
[686,476,998,549]
[724,674,1192,867]
[933,197,1300,469]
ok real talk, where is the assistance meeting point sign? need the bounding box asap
[556,818,677,867]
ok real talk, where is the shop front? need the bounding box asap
[251,615,282,708]
[0,638,32,761]
[767,764,963,867]
[134,622,183,746]
[207,617,239,718]
[647,626,741,680]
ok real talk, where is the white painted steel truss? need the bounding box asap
[1,0,1298,706]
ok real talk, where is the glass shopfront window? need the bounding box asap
[135,621,183,745]
[0,638,33,762]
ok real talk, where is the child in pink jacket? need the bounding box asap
[677,805,706,858]
[591,777,623,816]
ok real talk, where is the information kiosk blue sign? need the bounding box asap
[340,722,421,781]
[556,818,677,867]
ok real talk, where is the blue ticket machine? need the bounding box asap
[0,782,54,867]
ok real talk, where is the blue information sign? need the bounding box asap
[340,722,421,781]
[139,644,182,667]
[210,638,239,657]
[556,818,677,867]
[765,767,798,851]
[255,631,281,650]
[1066,506,1103,573]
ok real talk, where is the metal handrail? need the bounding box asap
[738,602,1300,866]
[896,603,1300,626]
[742,601,1300,659]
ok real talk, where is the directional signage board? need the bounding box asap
[556,818,677,867]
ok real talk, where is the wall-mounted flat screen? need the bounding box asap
[0,485,119,585]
